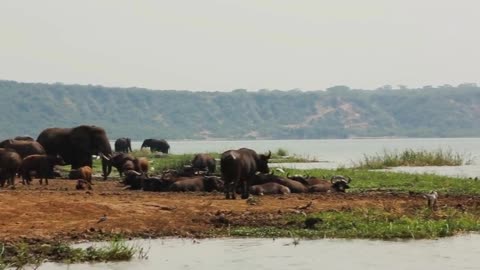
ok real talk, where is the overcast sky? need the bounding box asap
[1,1,479,91]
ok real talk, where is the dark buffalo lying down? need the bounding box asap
[123,171,224,193]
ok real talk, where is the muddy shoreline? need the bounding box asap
[1,179,479,245]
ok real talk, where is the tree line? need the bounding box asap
[1,80,480,140]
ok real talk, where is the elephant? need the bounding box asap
[141,139,170,153]
[0,139,46,158]
[0,148,22,187]
[20,154,65,185]
[36,125,113,178]
[114,138,132,153]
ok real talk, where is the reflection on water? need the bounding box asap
[42,235,480,270]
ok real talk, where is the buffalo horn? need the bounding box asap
[127,170,142,176]
[266,151,271,159]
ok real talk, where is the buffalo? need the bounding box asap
[220,148,271,199]
[13,136,35,141]
[191,153,216,174]
[169,175,224,192]
[68,166,93,184]
[308,175,351,193]
[253,172,308,193]
[104,152,136,178]
[249,182,291,196]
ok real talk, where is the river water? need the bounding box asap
[42,138,479,270]
[42,235,480,270]
[129,138,480,177]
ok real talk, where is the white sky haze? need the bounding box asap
[1,0,479,91]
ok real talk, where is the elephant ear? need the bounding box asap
[70,126,94,154]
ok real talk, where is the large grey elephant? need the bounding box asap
[140,139,170,153]
[36,125,113,178]
[114,137,132,153]
[0,139,46,158]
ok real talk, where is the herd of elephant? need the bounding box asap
[0,125,170,187]
[0,125,351,199]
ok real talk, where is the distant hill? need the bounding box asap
[1,80,480,140]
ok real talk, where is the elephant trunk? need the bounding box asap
[98,140,113,180]
[101,155,112,180]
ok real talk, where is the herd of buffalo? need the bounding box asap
[0,125,352,199]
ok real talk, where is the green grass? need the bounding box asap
[275,148,289,157]
[353,148,470,169]
[1,238,146,269]
[229,207,480,240]
[276,168,480,195]
[86,151,315,177]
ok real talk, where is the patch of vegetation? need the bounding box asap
[89,151,314,178]
[278,168,480,195]
[275,148,289,157]
[0,238,146,269]
[353,148,470,169]
[229,207,480,240]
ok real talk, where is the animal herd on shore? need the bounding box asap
[0,125,352,199]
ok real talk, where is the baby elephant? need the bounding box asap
[0,149,22,187]
[169,176,224,192]
[69,166,93,184]
[20,154,65,185]
[249,182,291,196]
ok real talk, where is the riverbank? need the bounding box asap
[1,179,479,244]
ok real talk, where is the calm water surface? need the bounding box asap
[128,138,480,177]
[45,138,480,269]
[42,235,480,270]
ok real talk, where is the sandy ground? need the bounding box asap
[0,178,478,243]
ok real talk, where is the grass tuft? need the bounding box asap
[353,148,470,169]
[0,238,145,269]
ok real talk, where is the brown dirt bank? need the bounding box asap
[1,179,479,243]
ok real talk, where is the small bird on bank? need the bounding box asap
[97,214,107,224]
[423,191,438,209]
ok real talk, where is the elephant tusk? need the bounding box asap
[99,153,110,161]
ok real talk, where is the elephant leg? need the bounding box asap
[225,182,232,199]
[241,181,249,199]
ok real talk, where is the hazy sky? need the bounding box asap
[1,1,479,91]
